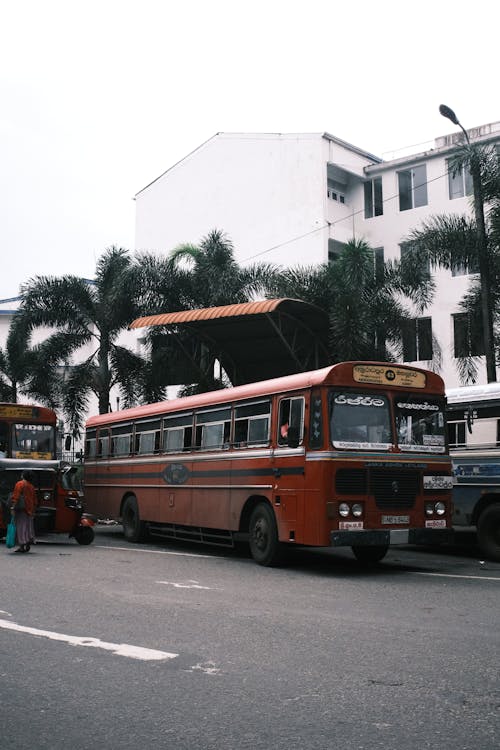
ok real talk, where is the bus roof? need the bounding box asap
[0,458,61,471]
[86,361,445,429]
[447,382,500,404]
[447,382,500,416]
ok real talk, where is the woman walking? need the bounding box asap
[10,470,37,553]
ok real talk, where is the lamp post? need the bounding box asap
[439,104,496,383]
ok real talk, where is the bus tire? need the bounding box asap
[74,526,94,545]
[249,502,283,566]
[477,504,500,561]
[122,496,146,543]
[352,544,389,564]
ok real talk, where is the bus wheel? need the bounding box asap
[74,526,94,545]
[249,503,283,566]
[477,504,500,561]
[352,544,389,564]
[122,496,146,543]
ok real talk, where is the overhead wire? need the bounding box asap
[241,167,455,263]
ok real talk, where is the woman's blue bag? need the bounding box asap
[6,519,16,549]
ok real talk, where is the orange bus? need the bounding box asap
[0,403,57,460]
[83,362,453,565]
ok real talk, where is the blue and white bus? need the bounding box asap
[447,383,500,561]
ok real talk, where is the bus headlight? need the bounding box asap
[435,501,446,516]
[339,502,350,517]
[425,503,435,516]
[43,492,51,501]
[352,503,364,517]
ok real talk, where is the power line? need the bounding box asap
[242,168,453,263]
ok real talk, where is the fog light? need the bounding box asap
[425,503,434,516]
[339,502,350,517]
[352,503,363,517]
[435,501,446,516]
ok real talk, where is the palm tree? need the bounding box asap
[0,313,63,407]
[406,143,500,383]
[136,229,278,392]
[16,246,155,434]
[265,238,436,365]
[169,228,276,307]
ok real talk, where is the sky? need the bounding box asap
[1,0,499,300]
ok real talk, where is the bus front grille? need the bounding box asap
[370,468,419,509]
[335,468,419,509]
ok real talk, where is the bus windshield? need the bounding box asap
[395,395,446,453]
[11,423,55,459]
[330,391,392,450]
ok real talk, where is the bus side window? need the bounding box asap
[112,434,132,456]
[278,397,304,446]
[163,413,193,452]
[234,400,270,447]
[135,419,161,455]
[97,430,110,458]
[85,430,97,459]
[165,427,184,452]
[111,423,133,456]
[138,432,159,455]
[447,421,466,448]
[194,407,231,450]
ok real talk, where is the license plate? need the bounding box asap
[382,515,410,525]
[425,519,447,528]
[339,521,364,530]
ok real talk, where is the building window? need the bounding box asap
[447,159,473,200]
[398,165,428,211]
[400,242,430,274]
[364,177,383,218]
[328,239,347,263]
[372,247,384,280]
[327,186,346,204]
[448,421,466,447]
[451,257,479,277]
[453,312,484,357]
[402,317,433,361]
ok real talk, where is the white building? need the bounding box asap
[135,124,500,389]
[2,121,499,430]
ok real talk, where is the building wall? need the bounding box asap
[135,132,376,268]
[135,125,500,389]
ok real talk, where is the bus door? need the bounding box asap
[274,394,306,543]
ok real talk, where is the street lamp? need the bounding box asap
[439,104,496,383]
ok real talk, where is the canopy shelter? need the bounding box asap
[130,298,330,386]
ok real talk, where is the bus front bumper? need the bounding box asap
[330,527,453,548]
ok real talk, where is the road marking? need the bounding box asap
[156,579,220,590]
[0,618,178,661]
[94,544,218,559]
[188,661,221,675]
[413,572,500,582]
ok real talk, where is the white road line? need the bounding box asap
[156,580,220,590]
[413,572,500,582]
[94,544,218,559]
[0,618,178,661]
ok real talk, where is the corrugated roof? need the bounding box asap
[130,299,289,329]
[128,298,330,386]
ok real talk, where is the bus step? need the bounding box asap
[148,523,235,548]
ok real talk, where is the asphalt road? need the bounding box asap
[1,528,499,750]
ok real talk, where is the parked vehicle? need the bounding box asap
[447,383,500,561]
[0,458,95,545]
[84,361,453,565]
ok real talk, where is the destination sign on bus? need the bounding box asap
[353,365,426,389]
[0,405,40,418]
